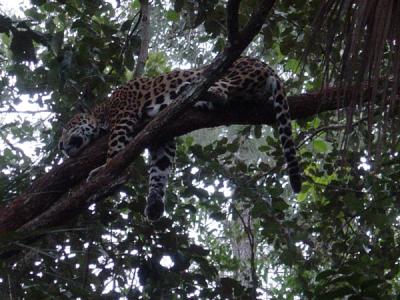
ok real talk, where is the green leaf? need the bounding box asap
[3,148,14,160]
[258,145,271,152]
[185,135,194,147]
[286,58,300,73]
[312,139,329,153]
[131,0,140,9]
[166,10,180,22]
[254,125,262,139]
[226,141,239,153]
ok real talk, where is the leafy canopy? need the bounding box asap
[0,0,399,299]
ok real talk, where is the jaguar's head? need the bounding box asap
[59,113,101,157]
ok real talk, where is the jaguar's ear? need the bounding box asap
[76,103,91,114]
[98,119,109,131]
[96,113,109,130]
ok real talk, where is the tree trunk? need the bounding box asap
[133,0,150,78]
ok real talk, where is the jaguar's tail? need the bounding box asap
[268,77,301,193]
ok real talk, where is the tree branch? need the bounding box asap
[0,85,370,236]
[227,0,241,43]
[133,0,150,77]
[238,0,277,47]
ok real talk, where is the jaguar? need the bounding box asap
[59,57,301,221]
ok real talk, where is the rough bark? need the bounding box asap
[133,0,150,78]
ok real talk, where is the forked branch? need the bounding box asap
[0,0,277,237]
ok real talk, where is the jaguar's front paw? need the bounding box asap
[144,191,165,221]
[207,87,228,103]
[87,164,107,182]
[194,101,214,110]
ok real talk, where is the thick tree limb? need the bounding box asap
[0,86,365,235]
[227,0,241,43]
[133,0,150,77]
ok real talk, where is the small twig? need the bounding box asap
[7,274,13,300]
[82,235,94,289]
[231,203,257,299]
[127,268,137,295]
[297,116,368,149]
[13,241,56,259]
[0,131,29,160]
[119,9,142,59]
[0,110,52,114]
[297,124,346,149]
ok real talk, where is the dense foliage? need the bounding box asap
[0,0,399,298]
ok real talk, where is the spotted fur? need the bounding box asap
[59,57,301,221]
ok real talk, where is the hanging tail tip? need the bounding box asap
[289,172,302,193]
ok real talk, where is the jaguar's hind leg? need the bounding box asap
[145,140,176,221]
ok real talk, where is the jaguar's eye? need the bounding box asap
[69,136,83,148]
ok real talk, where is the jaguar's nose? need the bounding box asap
[69,136,83,148]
